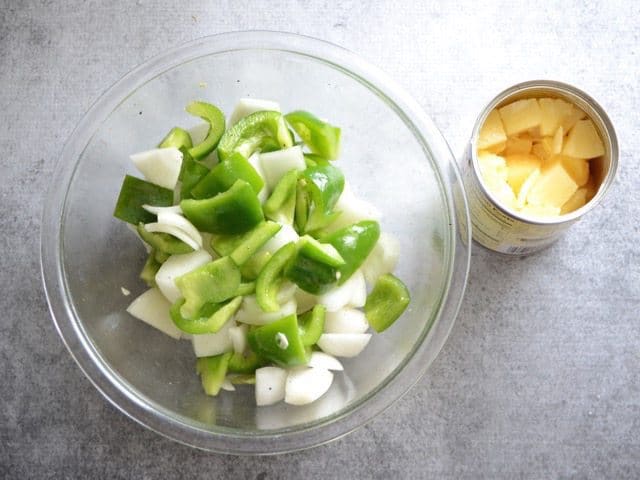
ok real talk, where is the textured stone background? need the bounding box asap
[1,1,639,478]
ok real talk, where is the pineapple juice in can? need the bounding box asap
[462,80,618,256]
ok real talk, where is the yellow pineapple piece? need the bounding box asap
[562,119,605,159]
[498,99,542,136]
[478,151,508,181]
[531,137,554,161]
[527,162,579,209]
[559,155,590,186]
[538,98,574,136]
[552,126,564,155]
[504,136,533,155]
[521,204,561,218]
[584,176,598,201]
[478,109,507,150]
[560,187,589,214]
[561,107,587,132]
[505,153,541,194]
[484,141,506,154]
[516,168,541,209]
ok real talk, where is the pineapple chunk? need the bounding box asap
[505,153,541,194]
[585,177,598,201]
[527,162,578,209]
[478,109,507,150]
[561,107,587,132]
[552,126,564,155]
[556,155,590,186]
[484,175,517,210]
[531,137,554,162]
[498,99,542,136]
[562,119,604,159]
[484,142,506,154]
[477,151,508,182]
[538,98,574,136]
[516,168,541,209]
[521,204,561,218]
[504,136,533,155]
[560,187,588,214]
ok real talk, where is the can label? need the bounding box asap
[463,145,574,255]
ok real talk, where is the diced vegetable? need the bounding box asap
[196,352,232,396]
[307,352,343,371]
[177,150,210,200]
[185,101,226,160]
[126,288,183,339]
[191,319,234,357]
[264,169,298,225]
[158,126,193,150]
[190,152,264,200]
[229,98,281,126]
[298,304,325,346]
[155,249,212,303]
[229,221,281,266]
[228,324,248,354]
[284,367,333,406]
[285,110,341,160]
[299,164,345,232]
[217,111,292,161]
[364,274,410,333]
[255,366,287,406]
[170,296,242,335]
[323,183,381,234]
[114,175,173,225]
[130,148,183,190]
[324,308,369,334]
[235,296,297,326]
[136,222,194,255]
[228,350,265,374]
[322,220,380,285]
[317,269,366,312]
[259,145,306,191]
[285,241,340,295]
[256,242,297,312]
[247,314,310,367]
[317,333,372,358]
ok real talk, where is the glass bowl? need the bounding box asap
[40,31,470,454]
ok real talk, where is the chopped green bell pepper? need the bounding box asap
[235,281,256,296]
[322,220,380,284]
[240,251,272,281]
[299,164,344,232]
[284,240,339,295]
[303,153,330,169]
[136,222,193,254]
[190,152,264,200]
[113,175,174,225]
[178,149,210,200]
[247,314,310,367]
[170,296,242,334]
[256,242,297,312]
[365,274,410,333]
[175,256,241,318]
[297,235,345,267]
[140,251,161,287]
[158,126,193,149]
[217,111,292,161]
[181,180,264,234]
[264,169,298,225]
[228,350,265,374]
[154,249,170,263]
[185,101,225,160]
[294,179,310,233]
[298,304,325,346]
[228,374,256,385]
[196,353,232,396]
[229,221,281,266]
[285,110,341,160]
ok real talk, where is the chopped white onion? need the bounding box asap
[191,320,234,357]
[317,270,365,312]
[247,152,269,203]
[228,324,248,354]
[284,367,333,406]
[307,352,344,371]
[259,223,299,255]
[317,333,372,358]
[144,222,200,251]
[255,366,287,406]
[324,308,369,334]
[220,378,236,392]
[229,98,281,126]
[156,211,203,248]
[235,297,297,326]
[155,250,212,303]
[259,146,306,191]
[142,204,182,215]
[324,183,381,233]
[126,288,183,339]
[130,147,183,190]
[361,232,400,286]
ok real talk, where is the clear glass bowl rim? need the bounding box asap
[40,30,471,455]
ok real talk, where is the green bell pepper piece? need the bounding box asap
[229,221,281,266]
[228,374,256,385]
[297,235,345,267]
[256,242,297,312]
[235,281,256,296]
[210,221,280,264]
[364,274,410,332]
[300,165,344,232]
[247,314,310,367]
[154,249,170,263]
[181,180,264,234]
[217,111,293,161]
[178,149,210,200]
[136,222,193,254]
[190,152,264,200]
[140,251,161,287]
[158,126,193,149]
[196,353,232,396]
[228,350,265,374]
[264,169,298,225]
[175,256,241,318]
[294,178,310,233]
[285,110,341,160]
[298,304,325,346]
[113,175,173,225]
[285,245,339,295]
[185,101,225,160]
[322,220,380,284]
[170,296,242,334]
[303,153,330,169]
[240,251,272,281]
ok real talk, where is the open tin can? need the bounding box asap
[462,80,618,255]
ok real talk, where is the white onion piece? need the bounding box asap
[130,147,183,190]
[229,98,281,126]
[259,146,306,191]
[277,281,297,303]
[155,250,212,303]
[324,308,369,334]
[228,324,248,354]
[295,288,317,314]
[307,352,344,371]
[255,366,287,406]
[126,288,183,339]
[347,270,367,308]
[361,232,400,286]
[235,297,297,326]
[317,333,372,358]
[325,184,381,233]
[259,224,299,255]
[220,378,236,392]
[284,367,333,406]
[156,211,203,248]
[191,320,233,357]
[317,270,365,312]
[144,222,200,251]
[247,152,269,203]
[142,204,182,215]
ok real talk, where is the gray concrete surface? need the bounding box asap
[1,0,639,478]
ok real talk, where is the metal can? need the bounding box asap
[462,80,618,255]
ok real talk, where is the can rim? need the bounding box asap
[470,79,618,226]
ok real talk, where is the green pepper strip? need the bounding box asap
[240,251,272,281]
[322,220,380,285]
[181,180,264,234]
[264,169,298,225]
[285,110,341,160]
[196,353,232,396]
[300,165,344,233]
[154,249,170,263]
[298,304,326,346]
[140,251,161,287]
[247,314,310,367]
[217,111,292,161]
[171,296,242,334]
[185,101,226,160]
[175,256,241,318]
[136,222,193,254]
[303,153,330,169]
[255,242,297,312]
[229,221,281,266]
[113,175,173,225]
[158,126,193,149]
[228,350,265,374]
[365,274,411,333]
[228,374,256,385]
[294,179,310,234]
[178,149,210,200]
[235,281,256,296]
[297,235,345,267]
[191,152,264,200]
[285,248,339,295]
